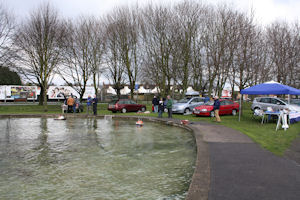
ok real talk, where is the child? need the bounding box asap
[158,97,164,118]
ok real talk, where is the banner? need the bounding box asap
[47,86,79,99]
[0,86,6,100]
[47,86,95,99]
[10,86,37,100]
[0,85,94,100]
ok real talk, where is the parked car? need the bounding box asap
[251,97,300,112]
[172,97,205,114]
[291,99,300,106]
[193,99,239,117]
[108,99,146,113]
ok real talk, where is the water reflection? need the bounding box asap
[34,118,52,166]
[0,118,196,200]
[3,118,11,145]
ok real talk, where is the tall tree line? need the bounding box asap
[1,1,299,107]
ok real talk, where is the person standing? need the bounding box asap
[152,95,159,113]
[158,97,164,118]
[213,96,221,122]
[92,95,98,115]
[73,96,78,113]
[67,95,75,113]
[86,95,92,115]
[166,95,173,118]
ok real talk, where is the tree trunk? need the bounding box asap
[39,86,44,105]
[93,73,98,98]
[130,81,135,100]
[43,84,48,112]
[117,89,121,99]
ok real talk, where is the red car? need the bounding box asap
[193,99,239,117]
[108,99,146,113]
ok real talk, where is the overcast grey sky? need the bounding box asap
[3,0,300,25]
[3,0,299,85]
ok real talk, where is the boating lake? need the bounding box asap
[0,117,196,199]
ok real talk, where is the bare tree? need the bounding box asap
[291,22,300,88]
[202,5,239,97]
[171,1,203,97]
[14,3,66,110]
[108,7,141,99]
[103,16,125,98]
[231,11,258,91]
[60,17,100,101]
[140,4,175,97]
[266,21,300,87]
[188,5,209,96]
[0,3,15,66]
[89,17,106,95]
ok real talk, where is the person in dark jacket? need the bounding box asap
[158,97,164,118]
[213,96,221,122]
[152,96,159,113]
[166,95,173,118]
[92,95,98,115]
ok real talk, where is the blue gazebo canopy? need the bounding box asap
[240,81,300,95]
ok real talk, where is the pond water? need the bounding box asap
[0,118,196,200]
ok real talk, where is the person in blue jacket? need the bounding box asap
[86,95,92,115]
[213,96,221,122]
[204,96,210,103]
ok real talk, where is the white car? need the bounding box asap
[251,97,300,112]
[172,97,205,114]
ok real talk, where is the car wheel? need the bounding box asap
[140,107,146,112]
[232,109,237,116]
[210,111,215,117]
[184,108,190,115]
[121,108,127,113]
[253,107,260,113]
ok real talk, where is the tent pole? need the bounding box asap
[288,94,290,104]
[239,94,242,121]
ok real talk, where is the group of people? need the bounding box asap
[63,94,98,115]
[152,95,173,118]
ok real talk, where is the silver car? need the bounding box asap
[251,97,300,112]
[172,97,205,114]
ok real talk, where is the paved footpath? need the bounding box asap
[188,121,300,200]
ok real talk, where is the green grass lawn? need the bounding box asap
[0,102,299,155]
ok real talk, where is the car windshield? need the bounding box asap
[109,100,118,105]
[204,101,214,106]
[279,98,287,103]
[178,99,190,103]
